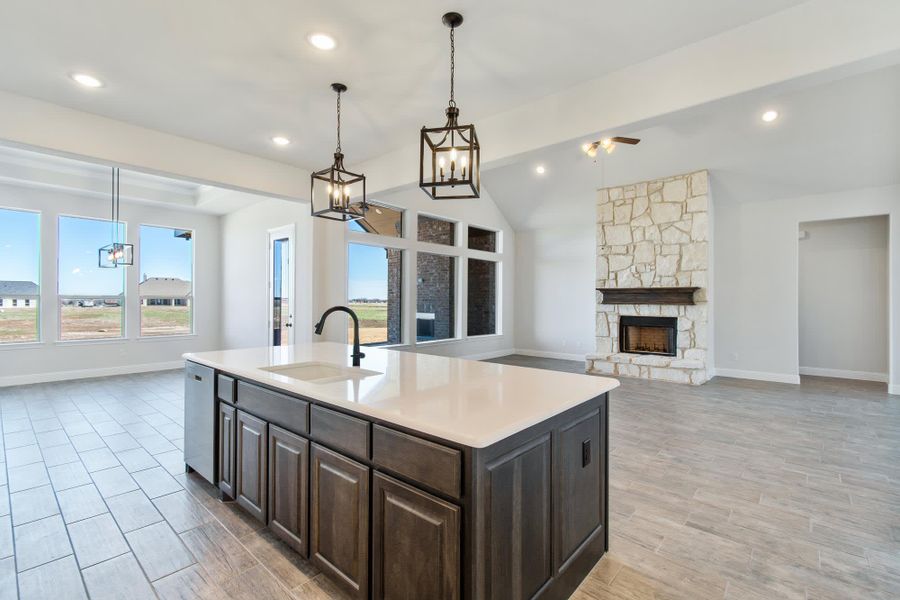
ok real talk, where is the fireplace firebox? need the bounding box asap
[619,316,677,357]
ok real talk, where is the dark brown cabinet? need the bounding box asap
[217,402,236,499]
[555,409,602,569]
[484,434,553,599]
[372,473,460,600]
[236,410,267,523]
[195,370,609,600]
[268,425,309,557]
[310,443,369,600]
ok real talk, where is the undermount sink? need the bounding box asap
[259,361,381,384]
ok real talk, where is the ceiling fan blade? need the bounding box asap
[610,136,641,145]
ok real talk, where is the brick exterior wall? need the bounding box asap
[467,259,496,335]
[386,248,402,344]
[418,215,456,246]
[467,226,497,252]
[416,253,455,340]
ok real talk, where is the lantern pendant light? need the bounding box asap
[419,11,480,200]
[98,167,133,268]
[311,83,367,222]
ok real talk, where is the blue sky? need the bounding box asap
[0,210,192,296]
[348,243,387,300]
[0,208,40,284]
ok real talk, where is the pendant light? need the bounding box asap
[419,11,480,200]
[311,83,367,222]
[98,167,133,268]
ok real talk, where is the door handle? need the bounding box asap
[285,323,293,328]
[193,374,203,382]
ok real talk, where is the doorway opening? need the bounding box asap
[798,216,889,384]
[268,225,295,346]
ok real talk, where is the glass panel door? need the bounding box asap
[268,227,294,346]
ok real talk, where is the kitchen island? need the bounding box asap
[183,342,618,600]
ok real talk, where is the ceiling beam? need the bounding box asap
[0,90,310,200]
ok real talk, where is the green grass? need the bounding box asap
[348,302,388,344]
[0,307,39,343]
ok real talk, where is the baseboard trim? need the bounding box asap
[462,348,517,361]
[515,349,587,362]
[714,368,800,385]
[0,360,185,388]
[798,366,888,383]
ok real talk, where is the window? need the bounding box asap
[139,225,194,336]
[416,252,456,341]
[58,216,125,340]
[347,203,403,238]
[467,259,497,336]
[468,226,497,252]
[0,207,40,344]
[418,215,455,246]
[347,243,402,346]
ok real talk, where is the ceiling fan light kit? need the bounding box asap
[583,136,641,157]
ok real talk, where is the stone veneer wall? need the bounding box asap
[586,170,711,384]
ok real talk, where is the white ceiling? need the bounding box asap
[0,0,805,169]
[482,64,900,230]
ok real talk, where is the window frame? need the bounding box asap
[465,255,501,338]
[137,222,197,339]
[345,240,404,347]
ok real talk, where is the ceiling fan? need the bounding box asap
[582,136,641,157]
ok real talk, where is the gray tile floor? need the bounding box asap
[0,370,344,600]
[2,360,899,599]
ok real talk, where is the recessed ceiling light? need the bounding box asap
[761,110,779,122]
[70,73,103,88]
[271,136,291,146]
[308,33,337,50]
[535,165,546,174]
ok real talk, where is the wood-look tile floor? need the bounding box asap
[0,361,897,599]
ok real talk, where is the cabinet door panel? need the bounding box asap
[555,409,602,568]
[236,410,267,523]
[268,425,309,557]
[485,434,552,600]
[310,443,369,600]
[217,402,236,498]
[373,473,460,600]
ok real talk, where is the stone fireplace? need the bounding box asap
[586,170,712,384]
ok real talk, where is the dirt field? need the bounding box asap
[0,307,39,342]
[0,305,191,341]
[141,306,192,336]
[349,302,388,344]
[59,306,124,340]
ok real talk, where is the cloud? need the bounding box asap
[72,268,81,275]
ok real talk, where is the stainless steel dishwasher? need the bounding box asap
[184,361,215,484]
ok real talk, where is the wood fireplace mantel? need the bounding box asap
[596,287,699,305]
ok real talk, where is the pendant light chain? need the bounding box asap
[335,89,342,154]
[448,26,456,107]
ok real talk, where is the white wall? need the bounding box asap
[514,227,595,360]
[0,183,221,385]
[219,197,313,350]
[798,216,889,381]
[714,184,898,393]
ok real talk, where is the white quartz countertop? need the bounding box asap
[183,343,619,448]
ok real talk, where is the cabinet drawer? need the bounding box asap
[217,374,235,404]
[237,382,308,434]
[372,425,461,499]
[310,405,369,461]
